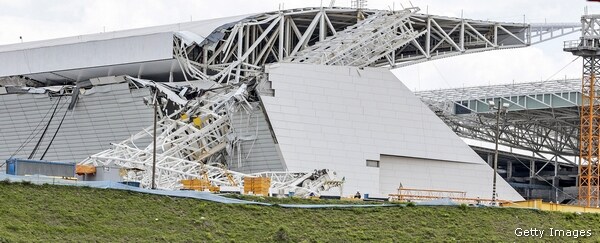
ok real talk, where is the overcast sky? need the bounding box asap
[0,0,597,90]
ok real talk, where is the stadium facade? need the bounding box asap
[1,7,579,200]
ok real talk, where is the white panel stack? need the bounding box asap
[260,63,523,201]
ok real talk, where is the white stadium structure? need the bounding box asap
[0,6,583,201]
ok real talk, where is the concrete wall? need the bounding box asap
[379,155,520,200]
[260,63,523,200]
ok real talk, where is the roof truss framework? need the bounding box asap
[0,7,579,86]
[416,79,582,160]
[172,7,580,85]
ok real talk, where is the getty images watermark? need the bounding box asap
[515,228,592,239]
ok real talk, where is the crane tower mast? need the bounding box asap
[565,14,600,207]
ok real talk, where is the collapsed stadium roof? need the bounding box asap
[0,6,582,199]
[0,7,579,85]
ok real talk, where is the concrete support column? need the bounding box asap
[553,157,559,203]
[529,159,535,179]
[506,160,513,180]
[487,153,493,167]
[528,159,535,199]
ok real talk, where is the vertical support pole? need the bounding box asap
[507,160,513,180]
[244,25,250,56]
[492,101,501,205]
[529,159,535,199]
[553,156,559,203]
[527,25,532,45]
[460,19,465,52]
[487,153,493,167]
[151,90,158,190]
[250,25,255,64]
[494,24,498,47]
[235,26,243,83]
[285,17,291,56]
[529,159,535,180]
[279,14,285,61]
[425,17,431,57]
[202,48,208,74]
[319,9,326,42]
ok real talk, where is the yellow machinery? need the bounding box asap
[181,113,203,128]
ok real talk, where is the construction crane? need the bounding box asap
[564,13,600,207]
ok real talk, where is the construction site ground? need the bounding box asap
[1,181,599,242]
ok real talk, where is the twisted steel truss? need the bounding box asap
[79,78,343,196]
[173,7,579,84]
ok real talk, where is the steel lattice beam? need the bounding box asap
[416,79,582,159]
[171,7,579,85]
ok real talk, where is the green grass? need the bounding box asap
[1,181,600,242]
[223,193,385,205]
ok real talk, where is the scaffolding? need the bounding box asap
[388,187,510,205]
[391,187,467,201]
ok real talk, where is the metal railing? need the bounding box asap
[564,39,581,49]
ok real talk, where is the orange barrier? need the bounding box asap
[501,199,600,213]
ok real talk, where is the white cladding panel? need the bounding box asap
[261,63,523,200]
[226,104,285,173]
[379,155,523,201]
[0,33,173,77]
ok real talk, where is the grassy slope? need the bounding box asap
[0,182,599,242]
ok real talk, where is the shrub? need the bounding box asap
[564,212,577,220]
[20,180,33,186]
[272,226,292,242]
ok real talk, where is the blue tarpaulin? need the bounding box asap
[0,173,460,208]
[0,173,265,205]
